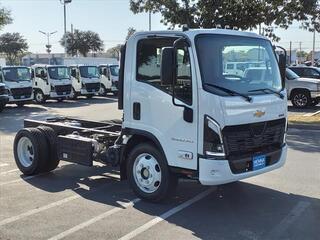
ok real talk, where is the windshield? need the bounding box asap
[110,65,119,76]
[286,68,299,80]
[79,66,100,78]
[196,34,282,96]
[2,67,31,82]
[48,67,70,80]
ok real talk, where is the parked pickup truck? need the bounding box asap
[0,83,9,112]
[286,68,320,107]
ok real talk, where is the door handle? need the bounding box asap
[133,102,141,120]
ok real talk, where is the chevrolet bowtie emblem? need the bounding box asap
[254,110,265,118]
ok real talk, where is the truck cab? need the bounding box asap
[0,66,33,107]
[98,64,119,96]
[13,29,288,202]
[31,65,72,103]
[0,83,9,112]
[69,65,101,99]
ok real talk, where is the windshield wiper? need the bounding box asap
[204,83,252,102]
[249,88,284,99]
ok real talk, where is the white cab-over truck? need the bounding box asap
[0,83,9,112]
[13,29,288,202]
[69,65,101,99]
[98,64,119,96]
[31,65,72,103]
[286,68,320,108]
[0,66,33,107]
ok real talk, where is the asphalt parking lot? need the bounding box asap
[0,97,319,240]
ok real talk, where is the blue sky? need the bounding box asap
[1,0,319,53]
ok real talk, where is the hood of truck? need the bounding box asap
[298,77,320,84]
[81,77,100,84]
[5,80,32,89]
[50,79,71,86]
[218,91,287,127]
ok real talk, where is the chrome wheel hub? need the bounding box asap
[17,137,34,168]
[133,153,161,193]
[294,94,308,107]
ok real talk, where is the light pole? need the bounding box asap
[60,0,72,56]
[39,30,57,64]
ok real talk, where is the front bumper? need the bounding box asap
[199,145,287,185]
[50,92,70,98]
[8,95,33,103]
[80,88,99,95]
[310,91,320,98]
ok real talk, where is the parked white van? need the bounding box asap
[31,65,72,103]
[0,66,33,107]
[69,65,101,99]
[98,64,119,96]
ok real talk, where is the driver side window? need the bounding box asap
[136,38,192,105]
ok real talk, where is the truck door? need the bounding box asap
[129,37,198,170]
[35,67,50,94]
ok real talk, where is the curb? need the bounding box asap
[288,123,320,130]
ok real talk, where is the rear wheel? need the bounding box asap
[291,90,311,108]
[34,90,46,104]
[14,128,49,175]
[37,126,60,172]
[310,98,319,107]
[127,143,178,202]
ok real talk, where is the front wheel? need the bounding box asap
[69,88,78,100]
[34,90,46,104]
[99,86,107,96]
[16,102,25,107]
[0,101,6,112]
[127,143,178,202]
[310,98,320,107]
[291,91,311,108]
[86,95,93,99]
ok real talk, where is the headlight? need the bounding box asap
[203,116,225,158]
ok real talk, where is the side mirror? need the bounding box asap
[278,54,286,85]
[160,47,175,85]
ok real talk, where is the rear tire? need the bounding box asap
[291,90,311,108]
[37,126,60,172]
[14,128,49,175]
[310,98,319,107]
[127,143,178,202]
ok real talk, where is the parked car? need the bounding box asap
[0,83,9,112]
[289,66,320,80]
[286,68,320,107]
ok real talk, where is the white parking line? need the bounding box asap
[0,163,9,167]
[0,173,120,227]
[47,198,140,240]
[303,110,320,117]
[0,195,80,227]
[264,201,310,239]
[0,175,40,186]
[118,188,215,240]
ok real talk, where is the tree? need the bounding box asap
[0,5,12,30]
[126,27,136,40]
[130,0,320,41]
[60,29,104,57]
[0,33,28,65]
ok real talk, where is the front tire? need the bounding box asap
[291,90,311,108]
[310,98,319,107]
[0,101,6,112]
[127,143,178,202]
[86,95,93,99]
[14,128,49,175]
[99,85,107,96]
[69,88,78,100]
[34,90,46,104]
[16,102,25,107]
